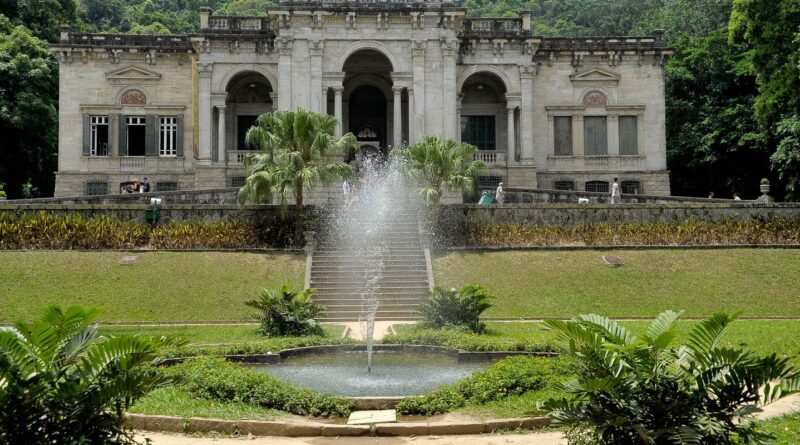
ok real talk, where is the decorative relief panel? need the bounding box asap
[120,89,146,105]
[582,91,607,107]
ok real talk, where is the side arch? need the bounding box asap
[214,64,278,94]
[457,65,515,93]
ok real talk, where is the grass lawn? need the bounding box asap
[761,413,800,444]
[0,251,304,322]
[100,324,345,344]
[130,387,283,421]
[435,249,800,318]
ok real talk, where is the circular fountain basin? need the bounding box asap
[249,350,488,397]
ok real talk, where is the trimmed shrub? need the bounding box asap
[149,219,258,249]
[380,327,556,352]
[468,217,800,247]
[396,356,572,415]
[169,357,353,417]
[418,285,493,333]
[0,212,148,249]
[245,287,325,337]
[159,335,356,359]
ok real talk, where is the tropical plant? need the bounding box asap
[0,306,185,444]
[761,177,770,185]
[237,108,358,244]
[418,285,494,333]
[245,286,325,337]
[392,136,487,208]
[540,310,800,444]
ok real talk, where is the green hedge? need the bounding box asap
[396,356,572,415]
[167,357,354,417]
[468,218,800,247]
[380,327,556,352]
[0,212,294,249]
[159,335,356,359]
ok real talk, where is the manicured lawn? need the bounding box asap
[435,249,800,318]
[101,324,345,344]
[0,251,304,322]
[130,387,282,421]
[761,413,800,444]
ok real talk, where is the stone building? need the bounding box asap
[51,0,673,198]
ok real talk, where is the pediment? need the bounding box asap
[570,67,620,86]
[105,65,161,82]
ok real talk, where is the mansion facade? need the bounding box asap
[51,0,673,198]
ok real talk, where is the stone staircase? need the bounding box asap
[310,208,430,322]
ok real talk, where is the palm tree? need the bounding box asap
[541,311,800,444]
[392,136,487,208]
[0,305,185,444]
[237,108,358,244]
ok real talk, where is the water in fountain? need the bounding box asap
[325,154,416,372]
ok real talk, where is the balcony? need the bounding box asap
[204,16,273,33]
[227,150,260,165]
[120,156,146,171]
[547,155,646,171]
[461,18,529,39]
[473,150,506,167]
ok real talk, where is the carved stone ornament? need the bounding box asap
[121,89,146,106]
[583,90,607,107]
[357,127,378,138]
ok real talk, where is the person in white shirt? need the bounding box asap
[611,177,621,204]
[495,182,504,204]
[733,192,741,201]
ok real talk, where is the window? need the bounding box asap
[477,175,502,189]
[619,116,638,155]
[621,180,641,195]
[159,117,178,156]
[85,181,108,196]
[156,181,178,192]
[553,116,573,156]
[584,116,608,155]
[461,115,496,151]
[229,176,246,187]
[237,115,259,149]
[554,180,575,191]
[90,116,109,156]
[585,181,609,193]
[126,116,146,156]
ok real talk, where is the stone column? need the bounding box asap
[277,37,293,110]
[217,105,226,163]
[456,93,464,142]
[573,114,584,156]
[197,63,213,165]
[407,88,415,144]
[506,105,516,162]
[608,114,619,156]
[322,87,330,115]
[441,40,458,139]
[333,86,343,137]
[393,86,403,147]
[519,65,536,164]
[411,40,426,143]
[309,40,324,113]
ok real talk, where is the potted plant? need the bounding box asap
[760,178,770,195]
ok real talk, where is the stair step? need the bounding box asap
[313,297,423,303]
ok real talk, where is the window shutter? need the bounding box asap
[584,116,608,155]
[619,116,638,155]
[145,114,158,156]
[554,117,572,156]
[176,115,184,157]
[118,116,128,156]
[82,114,91,156]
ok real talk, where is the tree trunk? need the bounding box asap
[295,180,304,246]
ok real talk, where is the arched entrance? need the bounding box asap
[224,71,273,152]
[459,72,508,154]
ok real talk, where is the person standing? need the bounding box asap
[142,177,150,193]
[733,192,741,201]
[495,181,505,204]
[611,177,621,204]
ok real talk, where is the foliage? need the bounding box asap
[245,286,325,337]
[665,29,771,198]
[0,212,297,249]
[771,115,800,198]
[540,311,800,444]
[418,285,494,333]
[392,136,486,208]
[238,108,357,244]
[380,326,556,352]
[215,0,274,16]
[0,14,58,199]
[169,357,354,417]
[160,335,355,359]
[467,218,800,247]
[0,305,185,444]
[396,356,571,415]
[761,177,770,185]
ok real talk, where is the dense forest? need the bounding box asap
[0,0,798,199]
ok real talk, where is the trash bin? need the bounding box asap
[478,192,495,205]
[144,207,160,224]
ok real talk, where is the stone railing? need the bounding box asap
[58,31,193,51]
[120,157,146,172]
[473,150,506,166]
[227,150,259,165]
[204,16,273,33]
[539,35,669,52]
[478,187,750,205]
[461,18,528,39]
